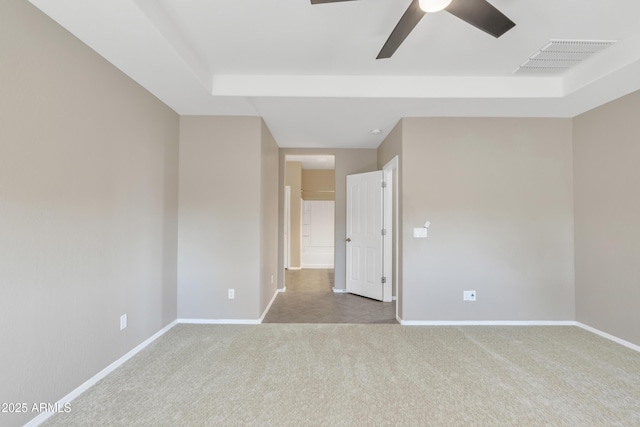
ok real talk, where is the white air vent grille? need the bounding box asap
[514,39,616,75]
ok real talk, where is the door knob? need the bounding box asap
[346,237,351,242]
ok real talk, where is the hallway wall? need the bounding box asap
[178,116,279,320]
[285,161,302,268]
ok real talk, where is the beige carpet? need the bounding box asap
[44,325,640,426]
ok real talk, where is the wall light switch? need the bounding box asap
[413,228,428,238]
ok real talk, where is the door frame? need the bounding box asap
[284,186,291,270]
[383,156,399,321]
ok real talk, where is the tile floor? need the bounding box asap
[263,269,398,324]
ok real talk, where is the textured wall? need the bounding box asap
[0,1,179,426]
[574,90,640,346]
[400,118,574,322]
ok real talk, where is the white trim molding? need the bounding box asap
[177,318,261,325]
[259,289,279,323]
[387,319,640,354]
[576,322,640,353]
[399,320,576,326]
[301,264,335,269]
[24,320,178,427]
[383,155,399,321]
[178,290,280,326]
[278,287,286,293]
[332,287,348,294]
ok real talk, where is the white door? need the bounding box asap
[346,170,388,301]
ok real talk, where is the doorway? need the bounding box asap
[272,152,399,324]
[284,155,336,272]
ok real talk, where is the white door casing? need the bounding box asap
[346,170,390,301]
[382,156,398,311]
[284,186,291,269]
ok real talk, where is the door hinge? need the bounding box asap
[381,276,387,284]
[381,181,387,188]
[381,229,387,236]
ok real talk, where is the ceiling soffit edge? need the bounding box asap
[210,75,564,99]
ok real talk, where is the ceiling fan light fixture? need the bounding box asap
[418,0,453,13]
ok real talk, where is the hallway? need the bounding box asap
[263,269,397,324]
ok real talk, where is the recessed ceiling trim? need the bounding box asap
[133,0,213,92]
[211,75,564,98]
[27,0,640,148]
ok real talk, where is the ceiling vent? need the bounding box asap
[513,39,616,75]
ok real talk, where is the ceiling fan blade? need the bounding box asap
[310,0,358,4]
[377,0,425,59]
[445,0,515,38]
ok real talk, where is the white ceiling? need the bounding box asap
[30,0,640,148]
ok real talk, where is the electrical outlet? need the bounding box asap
[120,314,127,330]
[463,291,476,301]
[228,289,235,299]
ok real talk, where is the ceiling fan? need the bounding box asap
[310,0,516,59]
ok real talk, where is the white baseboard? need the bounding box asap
[278,287,286,293]
[287,267,301,271]
[399,320,576,326]
[332,287,348,293]
[177,291,280,326]
[259,289,279,323]
[576,322,640,353]
[177,318,261,325]
[24,320,178,427]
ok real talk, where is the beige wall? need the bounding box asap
[285,162,302,268]
[378,120,403,316]
[278,149,378,290]
[0,1,179,426]
[302,169,335,201]
[178,116,262,319]
[400,118,575,321]
[574,90,640,346]
[260,121,280,313]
